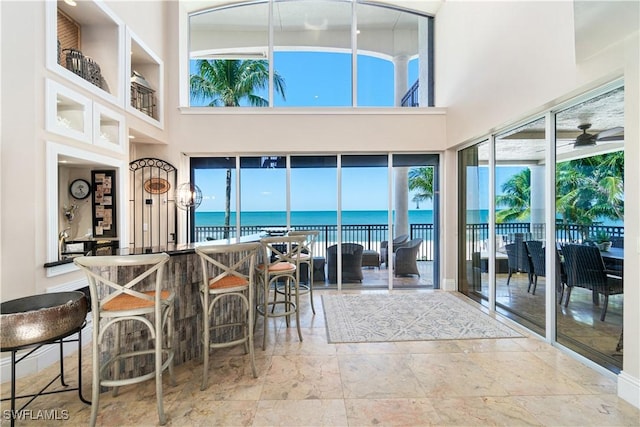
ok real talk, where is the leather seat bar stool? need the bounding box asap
[195,242,260,390]
[256,235,306,350]
[74,253,175,426]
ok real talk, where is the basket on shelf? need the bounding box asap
[62,48,108,92]
[131,70,156,118]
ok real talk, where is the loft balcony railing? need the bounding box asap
[194,223,435,261]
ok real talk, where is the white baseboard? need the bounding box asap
[618,370,640,409]
[441,278,456,291]
[0,278,92,383]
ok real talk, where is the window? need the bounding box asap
[187,0,433,108]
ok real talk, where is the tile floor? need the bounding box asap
[2,289,639,426]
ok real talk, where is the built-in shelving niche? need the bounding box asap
[129,158,177,250]
[46,79,126,153]
[127,29,164,128]
[46,0,125,107]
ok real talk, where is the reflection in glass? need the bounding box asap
[555,86,624,371]
[458,141,489,303]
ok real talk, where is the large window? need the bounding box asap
[192,153,439,289]
[188,0,433,108]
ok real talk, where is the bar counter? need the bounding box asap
[45,233,268,378]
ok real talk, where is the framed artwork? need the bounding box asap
[91,170,117,238]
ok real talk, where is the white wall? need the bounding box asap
[435,0,639,408]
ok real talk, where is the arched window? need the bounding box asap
[188,0,433,108]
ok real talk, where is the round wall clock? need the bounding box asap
[69,178,91,200]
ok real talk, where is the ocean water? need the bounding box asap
[195,210,437,226]
[195,209,621,227]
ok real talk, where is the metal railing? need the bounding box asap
[401,79,419,107]
[464,222,624,259]
[195,223,435,260]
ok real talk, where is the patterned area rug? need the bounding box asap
[322,292,523,343]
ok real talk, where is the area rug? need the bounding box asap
[322,292,523,343]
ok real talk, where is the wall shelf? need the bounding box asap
[93,103,126,153]
[46,0,124,108]
[126,28,164,128]
[46,79,92,143]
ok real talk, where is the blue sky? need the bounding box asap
[191,52,436,212]
[196,167,431,212]
[190,51,418,107]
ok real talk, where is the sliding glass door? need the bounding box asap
[457,82,624,372]
[192,153,439,290]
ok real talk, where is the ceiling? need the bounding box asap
[477,86,625,164]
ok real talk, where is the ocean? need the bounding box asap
[195,210,438,226]
[195,209,622,227]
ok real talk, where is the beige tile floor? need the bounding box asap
[2,289,639,426]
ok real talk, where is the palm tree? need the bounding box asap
[190,59,287,237]
[556,151,624,240]
[190,59,286,106]
[495,169,531,223]
[408,167,434,206]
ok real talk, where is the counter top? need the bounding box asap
[44,233,267,268]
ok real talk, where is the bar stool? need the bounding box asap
[195,242,260,391]
[74,253,175,426]
[283,230,319,314]
[256,235,305,350]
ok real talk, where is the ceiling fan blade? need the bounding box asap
[596,126,624,141]
[502,130,580,140]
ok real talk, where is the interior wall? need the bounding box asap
[435,0,639,407]
[1,2,43,301]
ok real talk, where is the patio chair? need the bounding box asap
[561,244,623,321]
[380,234,410,267]
[504,242,533,289]
[525,240,544,294]
[327,243,363,283]
[393,238,423,277]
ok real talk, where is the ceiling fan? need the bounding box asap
[573,124,624,147]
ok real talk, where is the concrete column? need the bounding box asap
[394,55,408,106]
[394,167,409,236]
[529,165,545,238]
[418,17,430,106]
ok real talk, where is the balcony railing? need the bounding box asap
[401,80,419,107]
[195,223,435,261]
[196,221,623,263]
[464,222,624,259]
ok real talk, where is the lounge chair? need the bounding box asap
[393,238,423,277]
[327,243,363,283]
[380,234,410,267]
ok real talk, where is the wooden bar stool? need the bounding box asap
[284,230,319,314]
[256,235,306,350]
[195,242,260,390]
[74,253,175,426]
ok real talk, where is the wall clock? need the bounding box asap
[69,178,91,200]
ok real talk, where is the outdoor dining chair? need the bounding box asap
[561,244,623,321]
